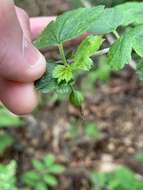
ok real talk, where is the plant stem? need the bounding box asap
[81,0,92,8]
[58,44,68,66]
[93,48,109,57]
[113,30,120,39]
[70,84,75,92]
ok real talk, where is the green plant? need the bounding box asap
[0,133,14,154]
[133,152,143,163]
[84,122,101,139]
[22,154,65,190]
[0,106,22,128]
[68,120,101,140]
[35,2,143,109]
[0,106,23,154]
[90,166,143,190]
[0,161,18,190]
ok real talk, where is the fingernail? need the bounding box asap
[29,50,46,68]
[23,37,46,68]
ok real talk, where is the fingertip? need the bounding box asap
[0,79,38,115]
[25,48,47,82]
[0,41,47,83]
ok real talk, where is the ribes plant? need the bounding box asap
[22,154,65,190]
[0,106,22,128]
[91,167,143,190]
[0,161,18,190]
[35,2,143,108]
[0,106,23,154]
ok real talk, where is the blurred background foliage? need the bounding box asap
[68,0,143,8]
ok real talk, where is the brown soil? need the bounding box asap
[19,0,69,16]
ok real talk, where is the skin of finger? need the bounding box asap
[30,16,56,40]
[0,79,38,115]
[0,5,46,82]
[0,2,38,114]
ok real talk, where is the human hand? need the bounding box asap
[0,0,55,115]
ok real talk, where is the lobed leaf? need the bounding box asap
[48,164,65,174]
[36,61,72,95]
[32,160,45,171]
[35,182,47,190]
[43,154,56,168]
[116,2,143,26]
[43,175,58,187]
[34,6,104,48]
[35,61,59,93]
[89,8,123,33]
[132,25,143,58]
[108,25,143,71]
[73,35,104,71]
[108,32,132,70]
[90,2,143,33]
[22,171,40,185]
[53,65,73,83]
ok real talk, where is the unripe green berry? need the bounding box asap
[69,90,84,107]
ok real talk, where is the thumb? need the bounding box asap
[0,0,46,82]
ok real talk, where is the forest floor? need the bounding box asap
[2,1,143,189]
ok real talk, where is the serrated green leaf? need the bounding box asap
[116,2,143,26]
[53,65,73,83]
[132,25,143,58]
[73,35,104,71]
[108,25,143,71]
[35,182,47,190]
[48,164,65,174]
[89,2,143,33]
[36,61,72,95]
[35,61,59,93]
[136,59,143,81]
[34,6,104,48]
[75,35,104,57]
[22,171,40,185]
[43,154,56,168]
[89,8,123,33]
[43,175,58,186]
[108,32,132,70]
[133,36,143,58]
[32,160,44,171]
[73,58,93,71]
[35,2,143,49]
